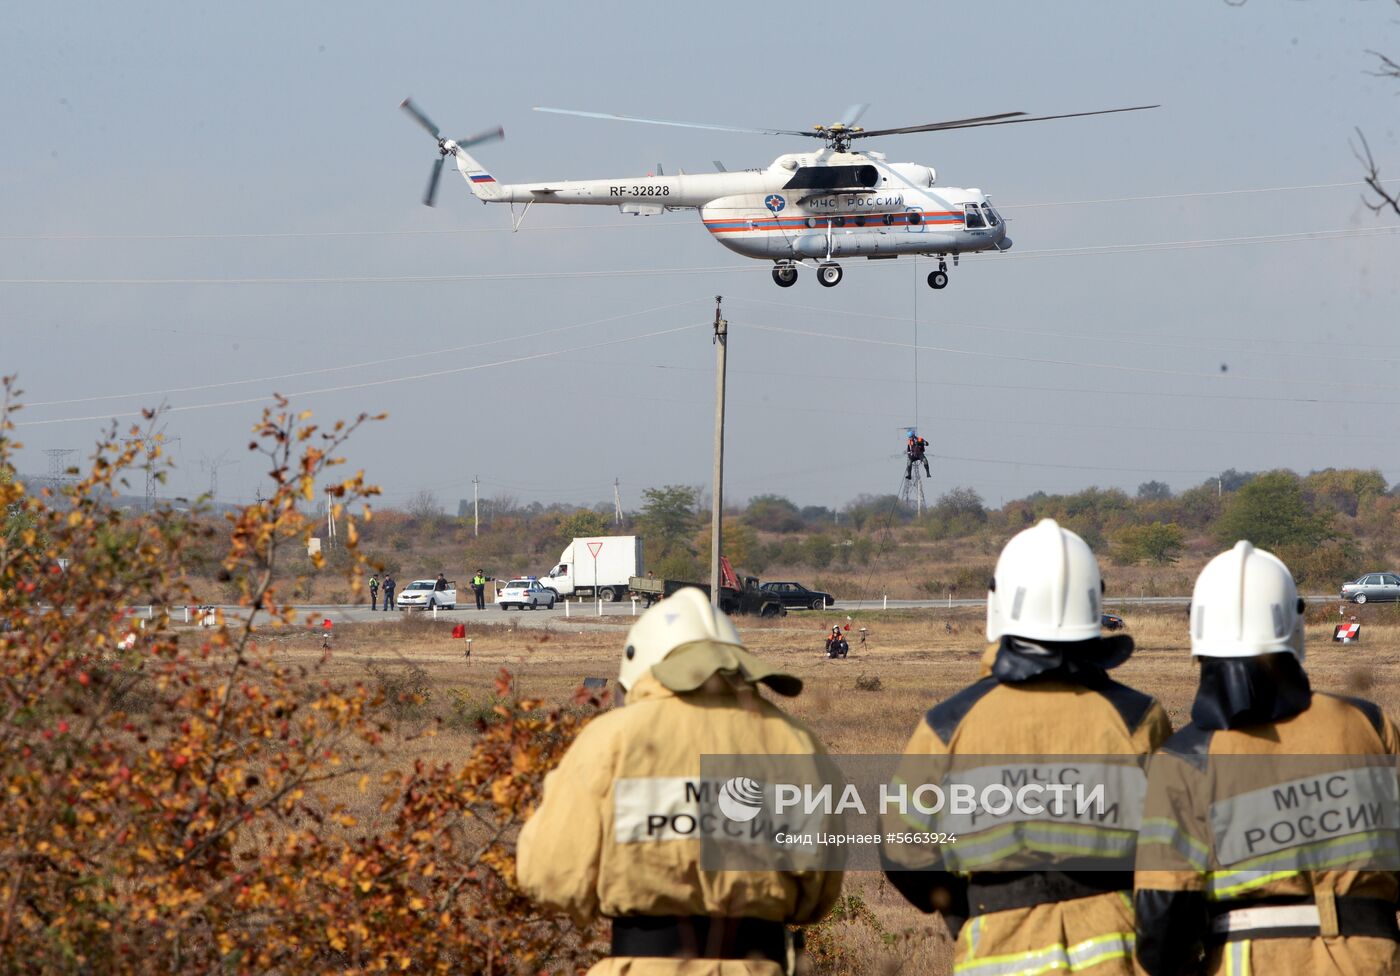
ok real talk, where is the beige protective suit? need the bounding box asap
[516,672,843,975]
[1135,690,1400,976]
[883,643,1173,976]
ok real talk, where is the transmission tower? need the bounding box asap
[43,449,79,491]
[124,431,181,511]
[199,451,236,503]
[900,466,928,516]
[613,478,623,525]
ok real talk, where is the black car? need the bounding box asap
[1101,613,1125,632]
[760,581,836,610]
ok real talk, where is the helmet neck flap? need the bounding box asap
[1190,652,1312,731]
[990,633,1135,686]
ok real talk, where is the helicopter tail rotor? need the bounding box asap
[400,98,505,207]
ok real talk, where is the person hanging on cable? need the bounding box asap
[905,428,930,480]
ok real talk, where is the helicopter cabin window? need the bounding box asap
[964,204,987,229]
[981,203,1000,227]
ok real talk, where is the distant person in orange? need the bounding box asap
[906,428,930,480]
[825,625,848,658]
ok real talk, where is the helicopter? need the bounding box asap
[400,100,1156,290]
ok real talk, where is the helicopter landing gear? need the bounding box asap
[772,264,798,288]
[817,263,843,288]
[927,259,949,290]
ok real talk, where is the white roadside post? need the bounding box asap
[631,597,638,616]
[883,594,888,610]
[565,600,570,618]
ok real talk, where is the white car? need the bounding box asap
[396,579,457,610]
[495,578,556,611]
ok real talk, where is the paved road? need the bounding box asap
[145,593,1340,631]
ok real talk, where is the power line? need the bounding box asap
[733,295,1400,360]
[23,298,705,409]
[742,321,1400,395]
[13,323,704,427]
[999,178,1400,210]
[3,178,1393,242]
[539,378,1400,441]
[1005,225,1400,260]
[0,225,1396,286]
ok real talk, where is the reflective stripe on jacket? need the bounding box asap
[883,644,1171,976]
[516,672,842,974]
[1134,692,1400,975]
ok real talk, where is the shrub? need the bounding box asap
[0,384,602,973]
[1215,471,1333,549]
[799,893,887,974]
[1111,522,1185,566]
[366,659,433,721]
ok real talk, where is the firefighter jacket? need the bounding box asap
[516,672,843,975]
[881,636,1172,976]
[1134,653,1400,975]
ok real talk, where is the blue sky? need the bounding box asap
[3,1,1399,512]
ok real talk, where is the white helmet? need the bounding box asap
[1190,540,1305,661]
[619,586,801,696]
[986,519,1104,643]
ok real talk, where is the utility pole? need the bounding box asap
[325,489,338,549]
[613,478,623,525]
[473,476,480,537]
[710,296,727,609]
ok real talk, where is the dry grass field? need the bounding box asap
[265,603,1400,974]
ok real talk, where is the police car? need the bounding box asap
[495,577,557,611]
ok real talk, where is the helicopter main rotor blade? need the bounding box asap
[534,106,814,138]
[855,105,1158,139]
[839,103,871,128]
[400,97,442,139]
[455,126,505,149]
[424,156,445,208]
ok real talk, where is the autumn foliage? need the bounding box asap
[0,381,601,974]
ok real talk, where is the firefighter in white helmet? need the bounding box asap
[516,587,843,974]
[881,518,1171,976]
[1134,541,1400,975]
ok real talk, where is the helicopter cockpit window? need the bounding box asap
[981,203,1000,227]
[964,204,987,229]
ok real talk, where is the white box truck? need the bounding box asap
[543,535,644,602]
